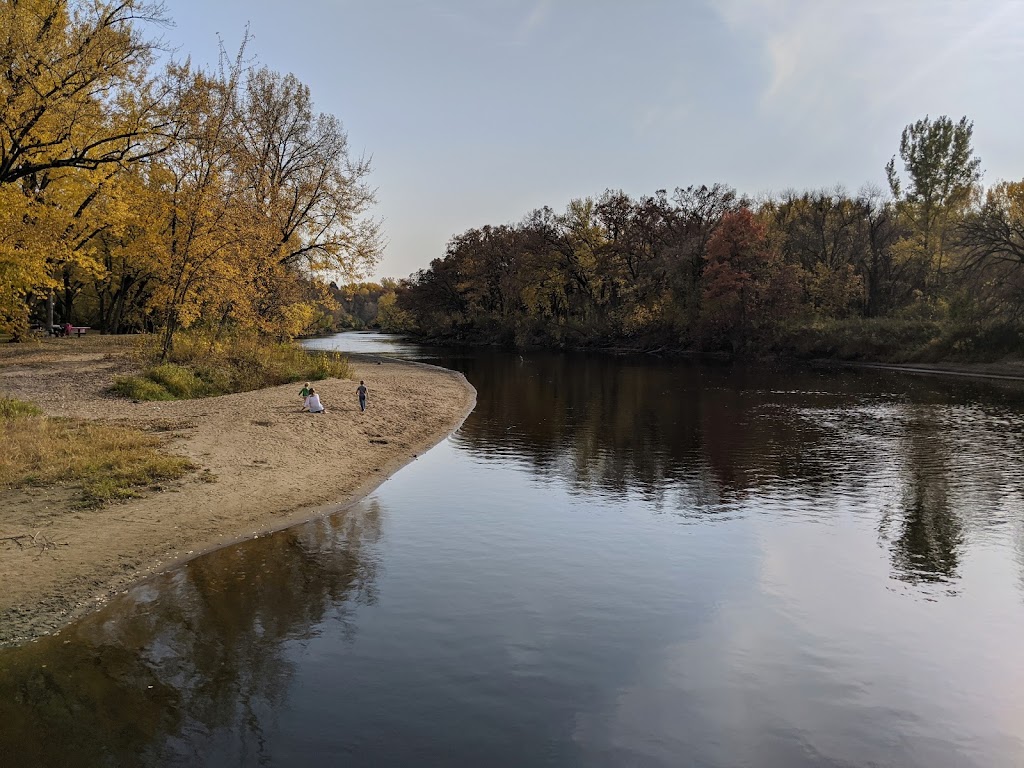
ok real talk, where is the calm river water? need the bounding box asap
[3,333,1024,767]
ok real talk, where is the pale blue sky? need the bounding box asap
[159,0,1024,280]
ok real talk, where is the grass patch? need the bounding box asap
[0,402,194,507]
[772,315,1024,364]
[111,376,177,401]
[771,317,944,362]
[112,333,352,401]
[0,398,43,418]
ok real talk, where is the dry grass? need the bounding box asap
[112,333,352,401]
[0,398,194,506]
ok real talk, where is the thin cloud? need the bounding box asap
[872,0,1023,112]
[712,0,1024,126]
[413,0,555,47]
[520,0,552,36]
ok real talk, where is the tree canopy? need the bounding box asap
[0,1,380,345]
[395,116,1024,359]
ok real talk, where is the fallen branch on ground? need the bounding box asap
[0,531,68,556]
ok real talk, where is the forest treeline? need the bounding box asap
[0,0,379,355]
[320,279,406,332]
[394,116,1024,361]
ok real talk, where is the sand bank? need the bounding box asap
[0,337,475,647]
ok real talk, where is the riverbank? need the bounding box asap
[406,331,1024,383]
[0,336,476,647]
[814,358,1024,381]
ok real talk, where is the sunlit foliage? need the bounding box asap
[0,1,379,344]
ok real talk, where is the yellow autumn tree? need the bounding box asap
[225,66,381,337]
[142,43,382,356]
[145,58,250,358]
[0,0,169,334]
[1,6,379,341]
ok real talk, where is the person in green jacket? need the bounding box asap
[299,382,311,410]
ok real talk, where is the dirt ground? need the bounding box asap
[0,336,475,647]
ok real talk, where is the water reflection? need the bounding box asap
[4,338,1024,766]
[435,350,1024,587]
[886,407,961,585]
[0,503,381,767]
[318,335,1024,593]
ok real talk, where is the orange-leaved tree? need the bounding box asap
[700,208,803,350]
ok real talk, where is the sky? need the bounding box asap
[158,0,1024,280]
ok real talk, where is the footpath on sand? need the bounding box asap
[0,337,476,647]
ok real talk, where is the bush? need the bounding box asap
[915,321,1024,363]
[772,317,943,361]
[148,363,208,398]
[113,332,352,401]
[306,350,351,380]
[771,315,1024,364]
[112,376,176,401]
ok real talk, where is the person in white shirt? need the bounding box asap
[305,388,326,414]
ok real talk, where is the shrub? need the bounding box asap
[147,363,207,398]
[772,317,943,362]
[112,376,176,401]
[112,332,352,401]
[307,351,351,380]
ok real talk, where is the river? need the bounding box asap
[2,333,1024,767]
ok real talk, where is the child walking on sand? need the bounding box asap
[357,381,367,412]
[299,382,311,411]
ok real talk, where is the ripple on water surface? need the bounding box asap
[2,338,1024,767]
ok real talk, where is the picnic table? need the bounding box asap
[29,324,91,337]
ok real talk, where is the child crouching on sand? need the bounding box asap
[305,388,326,414]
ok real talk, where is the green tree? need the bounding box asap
[885,115,982,287]
[376,290,413,332]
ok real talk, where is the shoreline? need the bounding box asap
[142,354,478,572]
[401,332,1024,383]
[811,359,1024,383]
[0,337,476,647]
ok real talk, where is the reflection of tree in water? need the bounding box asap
[0,640,179,767]
[450,350,1024,588]
[0,502,382,767]
[450,351,855,509]
[881,407,962,584]
[876,401,1024,587]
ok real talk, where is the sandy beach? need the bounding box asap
[0,336,475,647]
